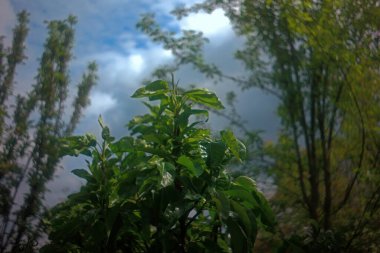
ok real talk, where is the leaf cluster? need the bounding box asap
[43,80,275,252]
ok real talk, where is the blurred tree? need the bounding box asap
[137,0,380,251]
[0,11,97,252]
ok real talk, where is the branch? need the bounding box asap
[335,71,366,213]
[219,73,281,99]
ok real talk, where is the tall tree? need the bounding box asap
[0,11,97,252]
[137,0,380,251]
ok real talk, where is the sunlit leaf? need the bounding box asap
[221,129,246,162]
[131,80,169,99]
[184,88,224,109]
[59,133,96,157]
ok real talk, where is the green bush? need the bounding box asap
[42,80,275,253]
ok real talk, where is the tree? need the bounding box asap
[42,79,275,253]
[137,0,380,251]
[0,11,97,252]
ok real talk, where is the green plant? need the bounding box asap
[42,79,275,252]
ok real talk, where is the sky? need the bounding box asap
[0,0,279,205]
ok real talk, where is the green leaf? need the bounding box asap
[176,106,191,129]
[225,216,248,253]
[203,141,226,167]
[225,187,257,208]
[190,109,209,117]
[110,136,134,153]
[184,88,224,109]
[235,176,276,229]
[98,115,114,142]
[71,169,93,182]
[177,155,203,177]
[145,80,169,91]
[234,176,257,191]
[163,162,176,174]
[221,129,246,162]
[178,108,209,130]
[131,80,169,99]
[230,200,256,238]
[98,114,106,128]
[214,191,231,217]
[59,134,97,157]
[251,190,276,229]
[102,126,113,141]
[147,93,168,101]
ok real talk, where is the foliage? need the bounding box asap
[42,80,275,252]
[0,11,97,252]
[137,0,380,252]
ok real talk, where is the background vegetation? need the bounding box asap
[0,11,97,252]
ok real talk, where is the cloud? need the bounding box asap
[91,43,173,89]
[45,157,87,207]
[129,54,145,74]
[179,8,232,39]
[86,91,117,115]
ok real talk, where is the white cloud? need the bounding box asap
[179,8,232,38]
[86,91,117,115]
[129,54,145,74]
[92,43,173,88]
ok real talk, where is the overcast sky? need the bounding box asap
[0,0,279,205]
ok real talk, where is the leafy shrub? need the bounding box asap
[42,80,275,252]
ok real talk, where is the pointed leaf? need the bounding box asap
[234,176,257,190]
[98,115,106,128]
[203,141,226,167]
[131,80,169,99]
[184,88,224,109]
[110,136,134,153]
[221,129,246,162]
[71,169,93,182]
[98,115,114,142]
[59,134,96,157]
[235,176,276,229]
[225,217,248,253]
[230,200,256,238]
[145,80,169,91]
[177,155,203,176]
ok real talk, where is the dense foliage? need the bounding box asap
[42,80,275,252]
[0,12,97,252]
[137,0,380,252]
